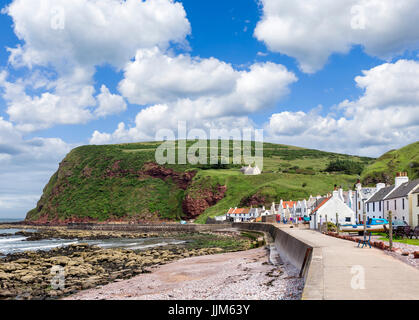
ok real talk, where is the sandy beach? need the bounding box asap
[65,247,304,300]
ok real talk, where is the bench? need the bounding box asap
[358,232,372,248]
[394,226,411,239]
[409,226,419,239]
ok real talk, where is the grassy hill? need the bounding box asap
[361,141,419,185]
[26,140,373,223]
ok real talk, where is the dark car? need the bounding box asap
[391,220,409,232]
[392,220,409,228]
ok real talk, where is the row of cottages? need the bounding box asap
[271,199,312,220]
[225,207,270,222]
[365,173,419,226]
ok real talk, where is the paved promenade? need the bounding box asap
[285,228,419,300]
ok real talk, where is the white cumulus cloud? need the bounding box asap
[90,49,297,144]
[1,0,191,132]
[0,116,73,218]
[266,59,419,156]
[255,0,419,73]
[4,0,191,70]
[95,85,127,117]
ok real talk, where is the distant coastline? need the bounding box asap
[0,218,24,223]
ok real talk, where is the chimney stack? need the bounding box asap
[395,172,409,188]
[376,183,385,191]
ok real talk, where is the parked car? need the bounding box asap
[392,220,409,229]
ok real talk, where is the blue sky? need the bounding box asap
[0,0,418,218]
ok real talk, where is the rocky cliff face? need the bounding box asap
[239,194,266,207]
[141,162,197,190]
[26,149,226,223]
[103,161,197,190]
[182,185,227,219]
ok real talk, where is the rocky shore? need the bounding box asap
[0,227,258,300]
[14,228,160,241]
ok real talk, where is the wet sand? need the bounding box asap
[65,247,304,300]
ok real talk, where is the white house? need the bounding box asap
[275,200,297,220]
[411,189,419,227]
[309,190,355,230]
[226,207,263,222]
[365,185,394,220]
[353,181,381,223]
[295,199,309,219]
[227,208,250,222]
[259,206,271,217]
[240,164,261,175]
[214,215,227,222]
[382,173,419,226]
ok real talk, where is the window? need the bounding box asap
[387,201,389,210]
[395,199,397,210]
[402,198,405,210]
[417,194,419,207]
[345,217,351,222]
[367,203,369,212]
[402,216,405,221]
[373,202,375,211]
[379,201,381,212]
[358,202,361,210]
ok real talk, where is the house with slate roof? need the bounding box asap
[382,173,419,226]
[365,185,395,220]
[411,188,419,227]
[308,191,355,230]
[353,181,382,223]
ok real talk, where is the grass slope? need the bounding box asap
[361,141,419,185]
[26,140,373,223]
[194,170,358,223]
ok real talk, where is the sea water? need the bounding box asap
[0,228,186,256]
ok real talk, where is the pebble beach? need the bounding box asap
[65,246,305,300]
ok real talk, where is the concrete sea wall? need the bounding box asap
[232,223,313,279]
[233,222,324,299]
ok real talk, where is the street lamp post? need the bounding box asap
[388,210,393,250]
[336,212,339,235]
[363,201,367,236]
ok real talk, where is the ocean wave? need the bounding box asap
[0,237,27,243]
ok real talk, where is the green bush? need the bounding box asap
[325,159,364,175]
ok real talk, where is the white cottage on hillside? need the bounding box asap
[240,164,261,175]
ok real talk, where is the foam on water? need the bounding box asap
[0,229,187,255]
[0,237,27,243]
